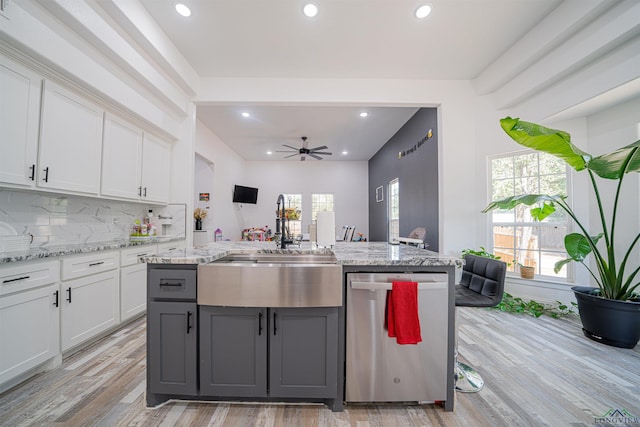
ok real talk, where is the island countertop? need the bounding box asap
[139,241,461,267]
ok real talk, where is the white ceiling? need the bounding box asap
[139,0,563,161]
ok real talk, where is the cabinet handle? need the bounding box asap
[66,287,72,303]
[273,312,277,336]
[53,290,59,307]
[29,164,35,181]
[88,261,104,267]
[138,186,142,197]
[2,275,30,284]
[143,187,147,197]
[43,167,49,182]
[258,312,263,335]
[186,311,192,334]
[159,282,182,287]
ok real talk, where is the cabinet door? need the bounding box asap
[38,80,103,195]
[120,263,146,322]
[147,301,197,395]
[101,113,143,200]
[0,283,60,385]
[269,307,339,398]
[199,306,267,397]
[61,270,119,351]
[141,134,170,203]
[0,55,41,187]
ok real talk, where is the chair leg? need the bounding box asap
[454,308,485,393]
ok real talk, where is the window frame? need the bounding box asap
[388,178,399,243]
[311,193,335,222]
[487,150,574,282]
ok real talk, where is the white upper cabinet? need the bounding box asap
[141,133,171,203]
[101,113,143,200]
[0,56,42,187]
[38,80,103,195]
[102,114,171,204]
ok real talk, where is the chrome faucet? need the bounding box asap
[276,194,288,249]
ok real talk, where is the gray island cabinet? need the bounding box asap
[142,241,459,412]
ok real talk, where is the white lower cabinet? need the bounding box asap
[60,270,120,352]
[0,261,60,386]
[120,263,147,322]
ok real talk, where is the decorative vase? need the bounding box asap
[572,286,640,349]
[195,219,202,230]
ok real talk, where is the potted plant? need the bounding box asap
[483,117,640,348]
[517,263,535,280]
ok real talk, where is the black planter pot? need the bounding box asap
[572,286,640,349]
[195,219,202,231]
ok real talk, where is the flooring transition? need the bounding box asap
[0,308,638,426]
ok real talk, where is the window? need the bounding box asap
[388,178,399,242]
[281,194,302,237]
[311,194,334,221]
[489,152,570,279]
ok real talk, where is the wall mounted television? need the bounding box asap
[232,185,259,204]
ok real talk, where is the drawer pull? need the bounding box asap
[3,275,30,284]
[258,312,263,336]
[66,287,72,303]
[89,261,105,267]
[53,290,59,307]
[159,282,182,287]
[187,311,193,334]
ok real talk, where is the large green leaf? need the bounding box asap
[564,232,602,261]
[482,194,564,214]
[587,140,640,179]
[500,117,590,171]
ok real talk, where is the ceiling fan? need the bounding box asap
[276,136,332,161]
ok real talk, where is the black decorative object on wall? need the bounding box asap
[398,129,433,159]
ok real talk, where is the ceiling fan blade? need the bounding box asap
[309,145,328,151]
[276,149,297,153]
[282,144,299,150]
[308,153,322,160]
[311,151,332,156]
[284,153,299,158]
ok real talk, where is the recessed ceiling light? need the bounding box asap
[175,3,191,17]
[303,3,318,18]
[359,112,368,118]
[342,151,348,155]
[241,112,250,118]
[267,151,273,155]
[415,4,432,19]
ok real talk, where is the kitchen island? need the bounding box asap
[141,241,460,412]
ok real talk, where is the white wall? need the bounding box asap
[194,120,246,240]
[243,161,369,240]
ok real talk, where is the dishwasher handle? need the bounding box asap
[350,281,448,291]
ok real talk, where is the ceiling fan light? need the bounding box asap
[241,112,250,118]
[359,112,368,118]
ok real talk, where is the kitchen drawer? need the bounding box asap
[0,260,59,296]
[149,268,196,301]
[61,252,119,281]
[157,240,186,253]
[121,245,157,267]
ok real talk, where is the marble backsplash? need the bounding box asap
[0,190,186,248]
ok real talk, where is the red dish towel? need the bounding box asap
[386,281,422,345]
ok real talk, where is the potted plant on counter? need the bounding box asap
[483,117,640,348]
[194,208,207,231]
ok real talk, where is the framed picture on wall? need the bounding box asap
[375,186,383,203]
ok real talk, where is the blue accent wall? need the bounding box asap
[368,108,439,251]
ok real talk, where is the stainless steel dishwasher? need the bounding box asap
[346,272,449,403]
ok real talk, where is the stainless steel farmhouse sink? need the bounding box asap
[197,252,343,307]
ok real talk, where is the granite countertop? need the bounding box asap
[140,241,461,267]
[0,237,185,264]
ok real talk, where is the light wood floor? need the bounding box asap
[1,308,638,426]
